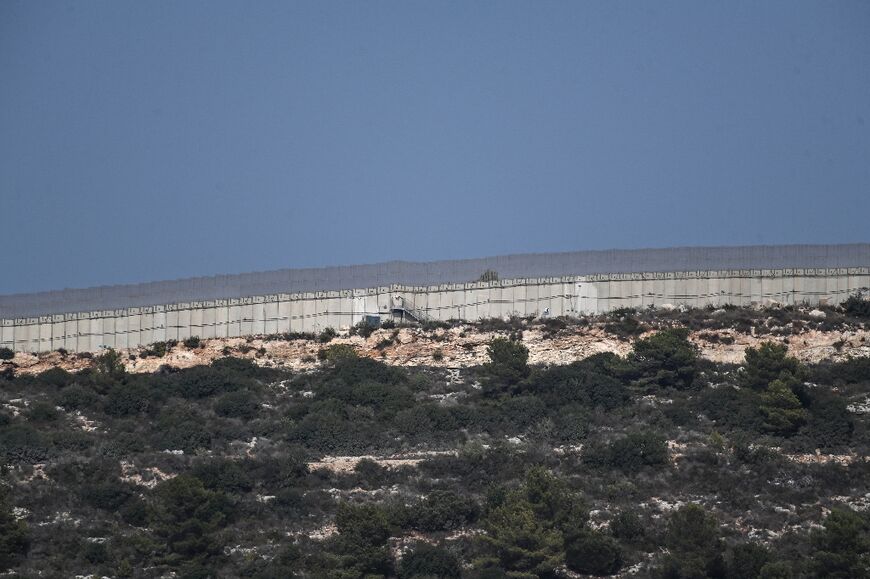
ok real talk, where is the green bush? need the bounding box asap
[629,328,698,390]
[183,336,202,349]
[806,507,869,578]
[585,431,669,472]
[0,348,14,361]
[0,494,29,571]
[842,294,870,318]
[564,529,622,576]
[399,543,461,578]
[740,342,804,391]
[660,504,725,579]
[151,475,232,568]
[318,327,338,343]
[213,390,259,420]
[483,337,530,395]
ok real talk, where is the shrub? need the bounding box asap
[192,459,253,494]
[399,544,461,579]
[629,328,698,390]
[529,355,629,410]
[807,507,869,578]
[183,336,202,349]
[318,327,337,343]
[143,341,171,358]
[483,337,530,395]
[740,342,804,391]
[0,495,30,571]
[26,401,61,423]
[350,320,378,339]
[728,543,771,579]
[610,510,645,541]
[0,424,52,464]
[410,490,479,532]
[36,367,75,388]
[585,431,669,472]
[213,390,260,420]
[842,293,870,318]
[104,382,153,416]
[151,475,232,567]
[661,504,725,578]
[0,348,14,361]
[564,529,622,576]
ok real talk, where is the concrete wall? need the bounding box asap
[2,267,868,353]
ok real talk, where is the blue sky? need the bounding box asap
[1,1,868,294]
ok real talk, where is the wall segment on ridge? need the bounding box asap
[2,264,869,353]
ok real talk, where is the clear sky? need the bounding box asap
[1,1,868,294]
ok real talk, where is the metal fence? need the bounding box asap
[2,243,868,319]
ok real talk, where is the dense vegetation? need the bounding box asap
[0,312,868,577]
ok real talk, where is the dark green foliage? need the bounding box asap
[585,431,669,472]
[610,510,645,541]
[660,504,725,579]
[807,507,869,578]
[56,384,98,410]
[630,328,698,390]
[350,319,378,338]
[0,494,29,571]
[0,348,14,360]
[26,401,61,422]
[529,353,629,410]
[740,342,804,391]
[151,475,232,568]
[318,327,337,343]
[143,341,171,358]
[183,336,202,349]
[155,405,212,452]
[405,490,479,532]
[169,366,245,399]
[331,502,392,576]
[104,381,154,416]
[0,424,51,464]
[399,543,462,578]
[95,348,125,377]
[759,376,807,435]
[483,337,530,395]
[811,356,870,385]
[564,529,622,576]
[797,388,854,449]
[728,543,771,579]
[191,459,253,494]
[478,468,587,576]
[843,294,870,319]
[604,309,645,340]
[213,390,259,419]
[36,367,75,388]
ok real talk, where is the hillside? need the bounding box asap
[0,303,868,578]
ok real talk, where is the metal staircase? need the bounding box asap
[391,295,427,323]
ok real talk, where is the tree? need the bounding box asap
[151,475,232,569]
[331,502,392,576]
[660,504,725,579]
[630,329,698,390]
[480,497,564,577]
[807,507,870,578]
[483,337,530,395]
[728,543,771,579]
[759,377,808,435]
[564,529,622,576]
[740,342,804,391]
[400,544,462,578]
[478,469,587,577]
[0,494,29,571]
